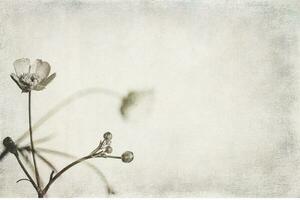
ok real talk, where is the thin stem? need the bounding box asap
[42,155,94,195]
[19,146,58,172]
[0,87,122,161]
[105,155,122,159]
[14,154,40,194]
[35,147,115,195]
[28,91,41,190]
[34,151,58,172]
[41,151,123,196]
[18,149,46,193]
[16,178,31,183]
[16,87,122,145]
[18,150,35,172]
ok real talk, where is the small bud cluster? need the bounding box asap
[91,132,134,163]
[90,132,134,163]
[91,132,113,156]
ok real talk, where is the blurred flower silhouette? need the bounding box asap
[120,90,154,120]
[10,58,56,92]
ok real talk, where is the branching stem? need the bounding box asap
[42,153,122,196]
[14,154,40,194]
[42,155,93,195]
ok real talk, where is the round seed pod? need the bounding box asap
[121,151,134,163]
[103,132,112,141]
[105,146,113,154]
[3,137,18,155]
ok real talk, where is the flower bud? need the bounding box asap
[3,137,18,155]
[103,132,112,141]
[105,146,113,154]
[121,151,134,163]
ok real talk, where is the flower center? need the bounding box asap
[19,73,41,88]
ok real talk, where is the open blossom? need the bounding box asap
[10,58,56,92]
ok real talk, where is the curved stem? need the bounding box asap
[18,149,45,192]
[16,178,31,183]
[19,146,58,173]
[0,87,123,162]
[34,151,58,172]
[16,87,122,145]
[14,154,40,194]
[42,152,123,196]
[42,155,93,195]
[35,147,115,195]
[18,150,35,171]
[28,91,41,190]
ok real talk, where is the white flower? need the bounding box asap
[10,58,56,92]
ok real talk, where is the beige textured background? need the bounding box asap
[1,0,300,197]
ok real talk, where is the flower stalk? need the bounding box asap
[42,155,94,195]
[3,137,41,196]
[15,153,42,196]
[28,91,41,190]
[42,149,132,196]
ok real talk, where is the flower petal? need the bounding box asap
[33,84,45,91]
[33,59,51,80]
[39,73,56,86]
[10,73,28,92]
[13,58,30,76]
